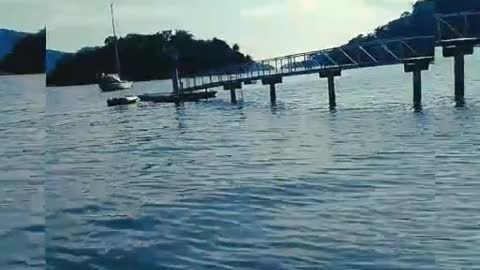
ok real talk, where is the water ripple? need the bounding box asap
[3,54,479,269]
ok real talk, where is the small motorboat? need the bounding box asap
[99,74,133,92]
[107,95,140,106]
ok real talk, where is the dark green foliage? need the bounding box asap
[434,0,480,13]
[47,30,252,86]
[0,29,27,60]
[346,0,480,45]
[0,29,45,74]
[346,1,436,45]
[46,50,71,74]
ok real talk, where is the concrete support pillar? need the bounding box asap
[327,76,336,109]
[269,83,277,104]
[413,69,422,109]
[441,40,475,106]
[403,56,433,110]
[262,75,282,104]
[230,89,237,104]
[320,68,341,109]
[454,54,465,104]
[223,81,242,104]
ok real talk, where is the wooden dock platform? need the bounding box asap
[138,91,217,103]
[107,90,217,107]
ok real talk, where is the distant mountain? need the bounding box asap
[46,49,71,74]
[0,29,46,74]
[0,29,27,60]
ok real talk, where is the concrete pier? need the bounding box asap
[262,75,283,104]
[319,68,342,109]
[403,57,433,109]
[441,39,476,105]
[269,84,277,104]
[223,81,242,104]
[454,54,465,104]
[327,76,336,108]
[413,70,422,109]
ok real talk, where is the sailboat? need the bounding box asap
[99,3,133,92]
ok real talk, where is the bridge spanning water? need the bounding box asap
[175,12,480,109]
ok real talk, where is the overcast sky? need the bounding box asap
[1,0,415,59]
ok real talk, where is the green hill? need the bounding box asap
[47,30,252,86]
[347,0,479,45]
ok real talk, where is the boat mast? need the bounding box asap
[110,3,122,78]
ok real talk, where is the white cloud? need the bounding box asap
[241,3,286,18]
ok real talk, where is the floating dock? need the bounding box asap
[107,91,217,106]
[138,91,217,102]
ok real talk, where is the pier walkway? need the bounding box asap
[176,12,480,108]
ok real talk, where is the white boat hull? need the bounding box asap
[99,82,133,92]
[99,81,133,92]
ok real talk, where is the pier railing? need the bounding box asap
[437,12,480,41]
[179,36,435,92]
[107,13,479,109]
[176,12,480,92]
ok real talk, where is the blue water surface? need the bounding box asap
[1,49,479,270]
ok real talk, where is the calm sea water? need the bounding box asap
[1,50,479,270]
[0,75,45,269]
